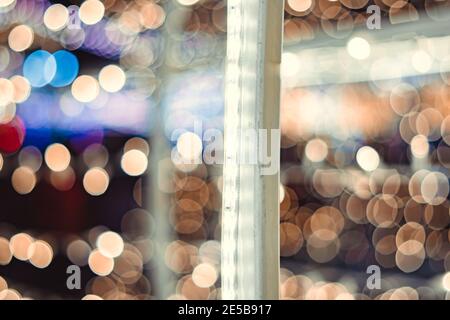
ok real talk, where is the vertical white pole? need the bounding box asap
[221,0,284,300]
[149,0,191,300]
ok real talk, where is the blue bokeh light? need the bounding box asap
[23,50,57,88]
[50,50,79,88]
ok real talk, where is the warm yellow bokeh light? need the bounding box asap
[79,0,105,25]
[11,167,37,195]
[97,231,124,258]
[0,289,21,300]
[288,0,313,12]
[88,249,114,276]
[83,167,109,196]
[0,102,16,124]
[82,294,103,300]
[192,263,218,288]
[71,75,100,103]
[44,4,69,32]
[140,3,166,30]
[443,272,450,291]
[305,138,328,162]
[176,132,203,162]
[98,65,126,93]
[124,137,149,156]
[8,25,34,52]
[0,237,12,265]
[121,149,148,176]
[411,135,429,158]
[50,166,76,191]
[356,146,380,172]
[0,0,15,8]
[0,78,14,107]
[45,143,71,172]
[9,233,34,261]
[118,9,142,35]
[177,0,201,6]
[28,240,53,269]
[10,75,31,103]
[0,275,6,292]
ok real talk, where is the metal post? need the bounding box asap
[221,0,284,300]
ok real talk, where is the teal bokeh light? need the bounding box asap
[50,50,79,88]
[23,50,57,88]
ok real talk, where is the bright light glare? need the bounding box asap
[281,52,300,78]
[356,146,380,172]
[411,51,432,73]
[177,0,201,5]
[347,37,371,60]
[176,132,203,162]
[410,135,429,158]
[0,0,15,8]
[97,231,124,258]
[443,272,450,291]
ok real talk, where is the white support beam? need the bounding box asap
[221,0,284,300]
[149,0,190,300]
